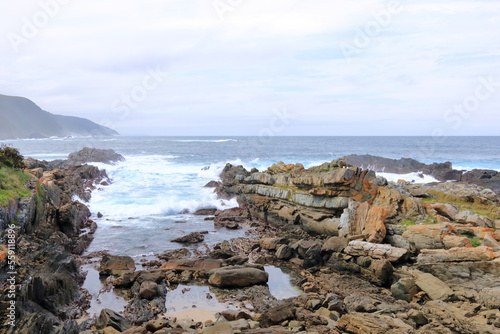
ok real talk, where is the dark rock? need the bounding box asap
[204,180,220,188]
[66,147,125,166]
[171,232,205,244]
[276,244,293,260]
[95,308,132,331]
[194,208,217,215]
[260,303,296,328]
[139,281,160,300]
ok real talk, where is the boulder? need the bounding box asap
[66,148,125,166]
[171,232,205,244]
[99,255,136,276]
[343,241,408,262]
[208,266,269,288]
[417,246,495,263]
[138,281,159,300]
[95,309,132,332]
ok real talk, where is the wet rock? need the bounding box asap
[58,201,91,237]
[208,266,269,288]
[337,312,415,334]
[171,232,205,244]
[99,254,136,276]
[95,309,132,332]
[221,310,253,321]
[194,208,217,215]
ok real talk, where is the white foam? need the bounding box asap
[377,172,439,184]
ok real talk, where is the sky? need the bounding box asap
[0,0,499,136]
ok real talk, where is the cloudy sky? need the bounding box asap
[0,0,499,136]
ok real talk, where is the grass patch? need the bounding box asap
[424,190,500,220]
[0,166,32,206]
[401,220,416,226]
[470,237,483,247]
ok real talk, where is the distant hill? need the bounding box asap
[0,94,118,139]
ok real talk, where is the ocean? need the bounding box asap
[4,136,500,258]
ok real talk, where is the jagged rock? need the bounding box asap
[99,254,136,276]
[66,147,125,166]
[337,312,415,334]
[483,233,500,251]
[417,246,495,263]
[57,201,91,237]
[456,210,494,227]
[208,266,269,288]
[343,241,408,262]
[414,271,453,300]
[303,243,323,270]
[171,232,205,244]
[95,309,132,332]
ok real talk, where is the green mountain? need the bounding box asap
[0,94,118,139]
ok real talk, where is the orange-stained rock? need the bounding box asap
[402,224,455,250]
[373,187,401,219]
[417,246,496,263]
[363,205,387,243]
[340,201,387,243]
[442,235,472,249]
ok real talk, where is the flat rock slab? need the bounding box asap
[417,246,495,263]
[208,266,269,288]
[337,312,414,334]
[161,259,223,271]
[99,255,136,276]
[414,272,453,300]
[344,240,408,262]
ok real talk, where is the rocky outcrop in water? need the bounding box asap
[344,154,500,192]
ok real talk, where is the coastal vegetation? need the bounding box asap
[0,146,31,206]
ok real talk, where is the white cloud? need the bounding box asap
[0,0,499,135]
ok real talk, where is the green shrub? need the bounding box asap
[0,145,26,169]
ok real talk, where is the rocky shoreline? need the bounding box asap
[1,152,500,333]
